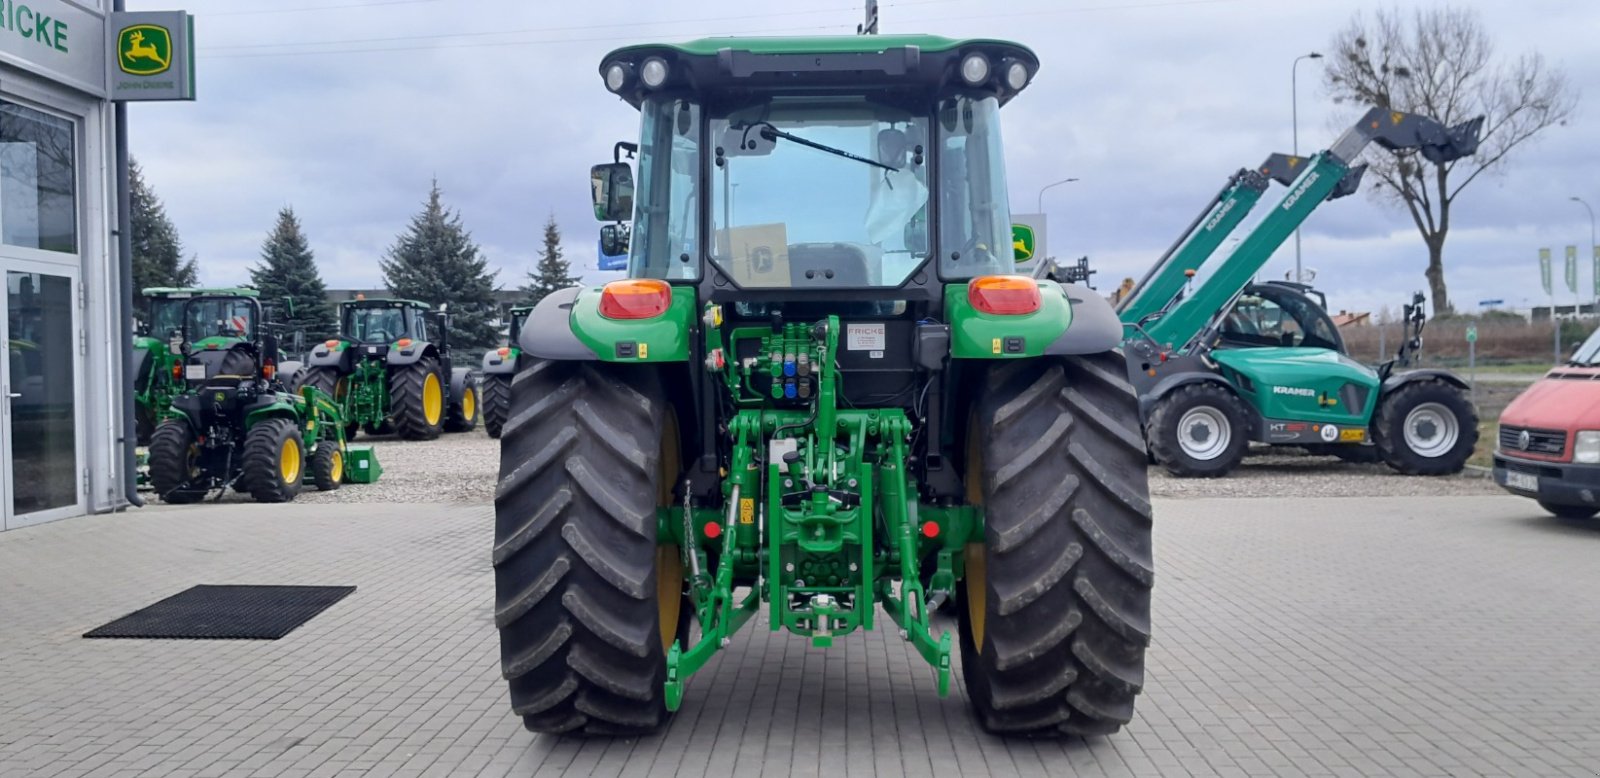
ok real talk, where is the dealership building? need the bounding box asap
[1,1,191,531]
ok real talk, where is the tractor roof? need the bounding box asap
[599,34,1038,108]
[143,287,259,298]
[340,297,431,309]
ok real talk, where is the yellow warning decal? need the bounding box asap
[991,338,1002,354]
[1391,111,1404,125]
[739,498,755,524]
[638,343,649,359]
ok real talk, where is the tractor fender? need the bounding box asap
[277,360,304,388]
[1382,368,1469,394]
[244,397,301,429]
[1136,369,1241,422]
[166,394,205,430]
[481,347,519,375]
[305,342,350,370]
[1046,284,1123,355]
[449,366,476,405]
[387,342,439,367]
[519,287,598,360]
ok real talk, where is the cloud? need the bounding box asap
[139,0,1599,314]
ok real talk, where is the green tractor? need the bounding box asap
[147,294,346,503]
[480,305,531,439]
[134,287,261,444]
[492,36,1153,737]
[295,297,479,440]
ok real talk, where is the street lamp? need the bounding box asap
[1292,52,1323,284]
[1573,196,1596,310]
[1036,177,1079,215]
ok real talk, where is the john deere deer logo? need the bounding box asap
[118,25,172,76]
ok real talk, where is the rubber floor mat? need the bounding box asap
[83,585,355,640]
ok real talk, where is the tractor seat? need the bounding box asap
[788,243,870,286]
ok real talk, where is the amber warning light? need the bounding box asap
[600,279,672,320]
[968,275,1041,315]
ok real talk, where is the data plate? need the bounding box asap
[184,364,207,381]
[1504,470,1538,493]
[846,323,885,351]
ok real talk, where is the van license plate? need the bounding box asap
[1505,471,1538,493]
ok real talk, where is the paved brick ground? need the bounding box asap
[2,495,1598,777]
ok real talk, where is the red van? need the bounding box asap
[1493,328,1600,518]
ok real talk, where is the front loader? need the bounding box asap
[295,297,479,440]
[492,35,1153,738]
[146,294,347,503]
[1119,108,1485,477]
[480,305,530,439]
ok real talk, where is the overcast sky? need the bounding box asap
[132,0,1597,316]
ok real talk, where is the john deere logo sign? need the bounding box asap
[1012,224,1035,262]
[117,24,171,75]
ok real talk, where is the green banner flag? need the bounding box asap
[1567,245,1579,293]
[1540,248,1552,294]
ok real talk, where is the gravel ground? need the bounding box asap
[140,427,1503,506]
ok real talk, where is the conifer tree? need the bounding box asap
[250,207,336,340]
[379,180,499,349]
[521,214,579,306]
[130,158,197,321]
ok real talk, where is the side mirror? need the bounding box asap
[599,223,630,266]
[590,163,634,222]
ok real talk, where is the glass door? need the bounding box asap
[3,265,82,529]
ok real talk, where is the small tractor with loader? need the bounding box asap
[481,305,531,439]
[493,35,1152,737]
[147,293,349,503]
[295,297,479,440]
[134,287,262,445]
[1117,107,1484,478]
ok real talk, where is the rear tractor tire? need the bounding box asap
[241,418,305,503]
[391,358,445,441]
[958,354,1154,737]
[1146,382,1249,478]
[294,366,359,441]
[148,420,208,504]
[445,373,480,433]
[483,374,511,439]
[1373,379,1478,475]
[492,360,682,735]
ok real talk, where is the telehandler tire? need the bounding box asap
[483,374,510,439]
[493,360,679,736]
[959,354,1153,737]
[310,442,343,491]
[148,420,208,504]
[1373,379,1478,475]
[445,373,480,433]
[241,418,305,503]
[391,358,444,441]
[1146,382,1249,478]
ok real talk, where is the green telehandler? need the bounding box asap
[295,297,479,441]
[147,294,346,503]
[480,305,530,439]
[1118,107,1485,477]
[492,35,1152,737]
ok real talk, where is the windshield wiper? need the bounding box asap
[747,122,899,173]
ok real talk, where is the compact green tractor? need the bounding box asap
[481,305,530,439]
[134,287,261,444]
[492,36,1153,737]
[147,295,346,503]
[1118,108,1485,477]
[295,298,479,440]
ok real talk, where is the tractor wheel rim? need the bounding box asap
[1404,402,1458,458]
[423,373,443,425]
[1177,406,1231,461]
[280,439,301,483]
[330,450,343,482]
[462,387,476,420]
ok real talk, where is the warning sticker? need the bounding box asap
[846,322,885,351]
[739,498,755,524]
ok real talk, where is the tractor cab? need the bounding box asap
[340,298,433,356]
[170,295,277,393]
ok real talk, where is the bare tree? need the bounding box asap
[1324,6,1577,313]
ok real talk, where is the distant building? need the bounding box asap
[1331,310,1372,328]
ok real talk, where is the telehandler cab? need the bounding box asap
[1118,108,1484,478]
[493,35,1152,738]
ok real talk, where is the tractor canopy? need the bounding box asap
[145,287,259,341]
[593,35,1038,302]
